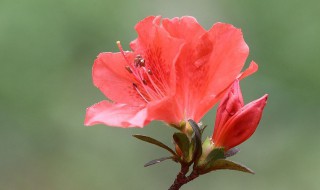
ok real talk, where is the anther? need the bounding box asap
[125,66,132,73]
[117,41,131,66]
[134,54,145,67]
[142,79,147,85]
[140,59,145,66]
[147,69,152,75]
[117,41,125,55]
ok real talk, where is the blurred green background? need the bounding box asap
[1,0,320,189]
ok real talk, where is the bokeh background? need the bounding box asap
[1,0,320,189]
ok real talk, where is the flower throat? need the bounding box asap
[116,41,167,103]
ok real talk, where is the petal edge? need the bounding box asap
[84,101,149,128]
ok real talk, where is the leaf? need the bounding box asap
[173,133,190,161]
[188,119,202,163]
[203,159,255,174]
[225,148,240,157]
[133,134,176,156]
[144,156,174,167]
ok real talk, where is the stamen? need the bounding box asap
[125,66,132,73]
[140,58,145,66]
[133,83,149,103]
[116,42,166,101]
[134,54,146,67]
[116,41,125,57]
[117,41,135,75]
[142,67,165,97]
[142,79,147,85]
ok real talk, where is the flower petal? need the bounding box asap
[147,97,183,125]
[201,22,249,97]
[172,33,214,121]
[93,52,146,105]
[193,23,251,121]
[237,61,259,80]
[84,101,149,128]
[214,94,268,150]
[130,16,184,95]
[173,23,251,122]
[162,16,206,42]
[213,80,244,140]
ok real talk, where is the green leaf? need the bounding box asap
[188,119,202,163]
[144,156,174,167]
[203,159,255,174]
[225,148,240,157]
[173,132,190,161]
[133,134,176,156]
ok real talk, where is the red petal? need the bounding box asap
[130,16,184,94]
[237,61,259,80]
[200,22,249,98]
[214,94,268,150]
[84,101,149,128]
[147,97,183,125]
[174,23,251,122]
[213,80,244,140]
[162,16,206,42]
[161,17,209,121]
[93,52,146,105]
[173,33,214,121]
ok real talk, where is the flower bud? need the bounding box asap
[212,80,268,150]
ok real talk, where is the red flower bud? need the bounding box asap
[212,80,268,150]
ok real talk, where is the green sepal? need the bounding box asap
[173,132,190,162]
[133,134,176,156]
[188,138,195,163]
[144,156,175,167]
[200,159,255,174]
[188,119,202,164]
[197,147,225,169]
[206,148,225,164]
[196,137,213,166]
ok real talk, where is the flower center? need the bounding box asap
[117,41,167,103]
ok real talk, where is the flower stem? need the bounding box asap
[168,164,199,190]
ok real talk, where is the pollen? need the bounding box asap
[142,79,147,85]
[134,54,146,67]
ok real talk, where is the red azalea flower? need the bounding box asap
[85,16,258,128]
[212,80,268,150]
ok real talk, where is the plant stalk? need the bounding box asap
[168,164,199,190]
